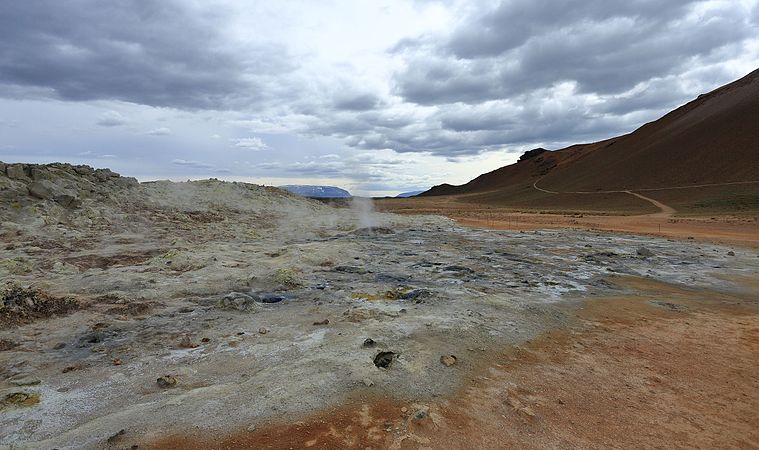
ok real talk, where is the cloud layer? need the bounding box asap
[0,1,757,193]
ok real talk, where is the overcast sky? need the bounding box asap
[1,1,757,195]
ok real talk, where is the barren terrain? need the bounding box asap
[1,163,758,449]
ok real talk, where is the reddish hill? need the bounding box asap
[420,68,759,213]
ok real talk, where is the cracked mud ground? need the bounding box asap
[1,164,758,449]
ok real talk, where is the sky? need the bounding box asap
[1,1,758,196]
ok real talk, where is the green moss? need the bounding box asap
[0,258,33,275]
[273,268,302,287]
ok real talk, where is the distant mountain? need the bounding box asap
[279,185,351,198]
[396,190,425,198]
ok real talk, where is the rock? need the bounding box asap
[2,391,40,408]
[156,375,177,388]
[94,168,120,182]
[401,289,432,302]
[637,247,655,257]
[727,251,736,256]
[440,355,457,367]
[374,351,396,368]
[442,265,474,274]
[518,148,547,162]
[334,265,368,274]
[6,164,29,180]
[255,293,287,304]
[651,301,688,312]
[0,162,5,175]
[62,364,82,373]
[113,177,139,188]
[313,318,330,325]
[363,378,375,387]
[9,375,41,386]
[247,424,257,432]
[27,180,57,200]
[112,358,122,366]
[201,337,211,343]
[219,292,257,311]
[0,339,18,351]
[106,429,126,444]
[55,193,81,208]
[258,327,269,335]
[27,180,81,208]
[412,406,430,421]
[362,338,376,348]
[178,334,198,349]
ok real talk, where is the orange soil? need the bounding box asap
[453,212,759,249]
[151,277,759,449]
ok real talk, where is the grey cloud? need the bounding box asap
[171,159,214,169]
[446,0,700,59]
[334,93,380,111]
[395,0,754,105]
[0,1,294,110]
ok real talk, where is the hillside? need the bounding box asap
[419,68,759,214]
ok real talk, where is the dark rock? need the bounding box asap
[362,338,376,348]
[442,265,474,274]
[313,318,330,325]
[106,429,126,444]
[334,266,368,274]
[255,293,288,304]
[518,148,548,162]
[727,251,736,256]
[156,375,177,388]
[401,289,432,301]
[374,351,396,368]
[637,247,655,257]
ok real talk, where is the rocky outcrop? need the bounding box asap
[518,148,549,162]
[1,162,138,211]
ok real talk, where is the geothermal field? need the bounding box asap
[1,163,758,448]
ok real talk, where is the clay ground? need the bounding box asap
[3,174,759,449]
[153,276,759,449]
[376,191,759,249]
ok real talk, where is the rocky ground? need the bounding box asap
[1,163,758,449]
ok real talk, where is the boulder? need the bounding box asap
[27,180,57,200]
[55,193,81,209]
[219,292,257,311]
[27,180,81,208]
[6,164,29,181]
[94,168,120,182]
[30,167,51,181]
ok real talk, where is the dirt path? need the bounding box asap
[624,191,676,216]
[533,178,679,217]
